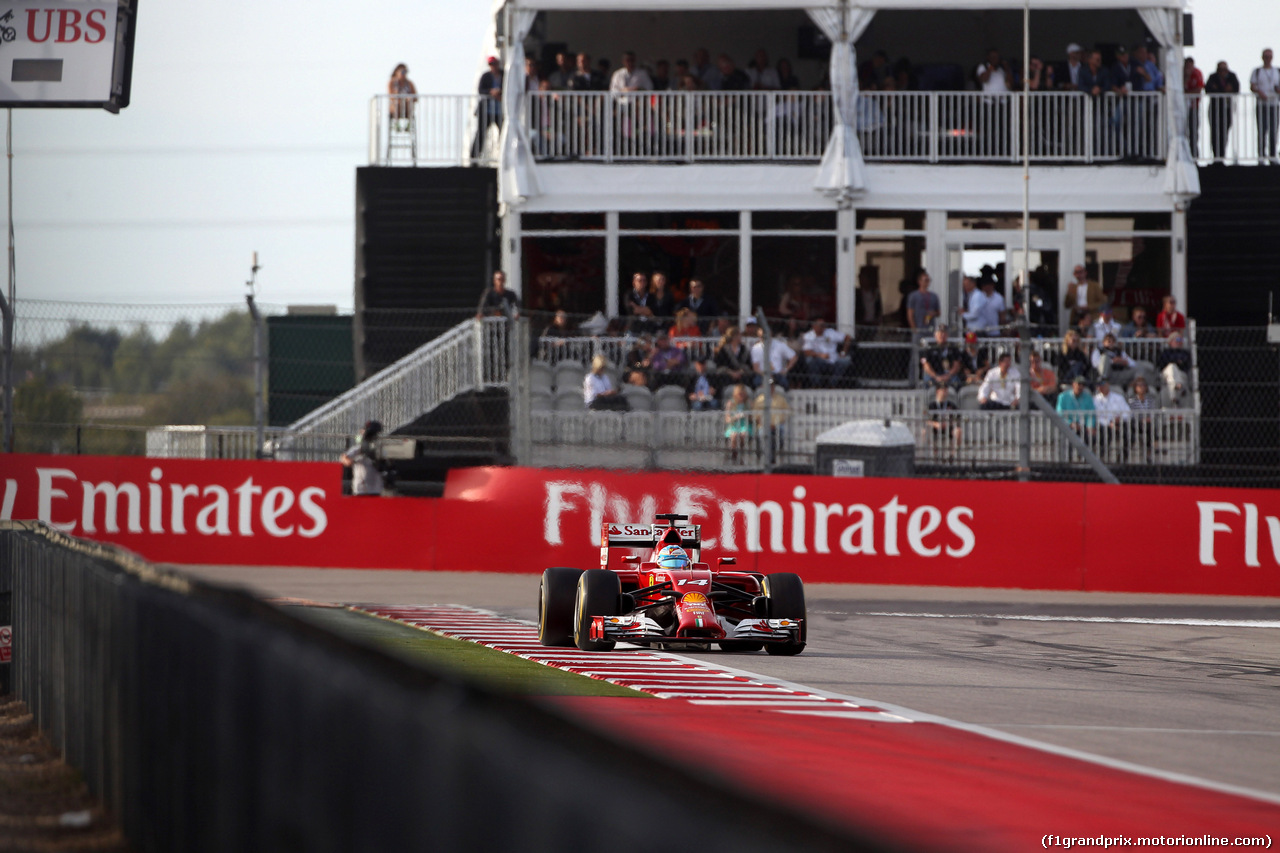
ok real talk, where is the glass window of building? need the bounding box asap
[752,236,837,331]
[521,236,606,319]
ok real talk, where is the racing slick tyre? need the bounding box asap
[762,572,806,656]
[574,569,620,652]
[539,567,583,647]
[718,641,764,653]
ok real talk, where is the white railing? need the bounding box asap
[534,335,722,367]
[146,425,290,460]
[1187,93,1280,165]
[370,94,501,166]
[276,317,512,460]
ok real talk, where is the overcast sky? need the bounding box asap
[9,0,1273,311]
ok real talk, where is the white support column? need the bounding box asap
[502,209,521,298]
[1172,207,1187,313]
[1063,211,1086,334]
[836,206,855,334]
[605,211,619,318]
[925,210,947,320]
[739,210,752,325]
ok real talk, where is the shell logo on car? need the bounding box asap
[680,592,709,607]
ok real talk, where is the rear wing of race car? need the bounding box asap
[599,521,701,567]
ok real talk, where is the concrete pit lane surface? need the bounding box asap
[180,566,1280,849]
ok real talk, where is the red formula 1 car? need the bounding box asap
[538,513,805,655]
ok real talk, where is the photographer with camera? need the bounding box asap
[340,420,386,496]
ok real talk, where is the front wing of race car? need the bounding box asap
[589,614,803,646]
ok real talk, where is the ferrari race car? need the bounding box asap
[538,513,805,655]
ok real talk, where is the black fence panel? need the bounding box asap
[1,522,895,853]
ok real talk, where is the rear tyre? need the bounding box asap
[538,567,583,647]
[762,572,806,656]
[718,641,764,653]
[574,569,620,651]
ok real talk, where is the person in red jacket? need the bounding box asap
[1155,295,1187,332]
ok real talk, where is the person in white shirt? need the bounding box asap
[750,332,798,390]
[1092,378,1132,462]
[1090,306,1122,342]
[1091,332,1139,388]
[610,51,653,93]
[978,352,1021,410]
[801,318,852,387]
[611,50,653,144]
[584,355,627,410]
[977,49,1012,93]
[1250,48,1280,163]
[976,48,1013,157]
[964,278,1006,335]
[746,49,780,90]
[340,420,384,496]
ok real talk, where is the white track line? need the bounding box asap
[843,611,1280,628]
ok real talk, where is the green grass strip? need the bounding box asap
[289,605,648,699]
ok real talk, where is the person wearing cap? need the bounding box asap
[1093,377,1132,462]
[1090,305,1122,343]
[1056,375,1096,437]
[963,276,1006,336]
[961,330,990,385]
[341,421,385,496]
[472,55,504,158]
[1060,43,1084,90]
[1092,331,1139,388]
[978,352,1021,410]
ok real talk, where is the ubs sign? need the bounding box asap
[0,0,136,111]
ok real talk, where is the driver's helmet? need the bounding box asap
[655,545,690,570]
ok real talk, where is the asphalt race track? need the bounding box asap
[182,565,1280,806]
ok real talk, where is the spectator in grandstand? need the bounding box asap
[1078,49,1112,98]
[893,57,917,92]
[1059,43,1084,91]
[1092,332,1139,389]
[524,56,543,92]
[961,331,991,385]
[927,386,963,454]
[686,359,720,411]
[1055,330,1094,388]
[859,50,891,90]
[1206,61,1241,160]
[1121,306,1158,339]
[569,53,602,91]
[978,352,1021,410]
[611,50,653,94]
[548,52,574,90]
[1091,305,1122,342]
[977,48,1013,92]
[802,318,853,388]
[724,384,753,461]
[538,310,575,358]
[626,369,649,386]
[341,420,385,496]
[671,59,691,90]
[1063,263,1105,324]
[624,334,654,383]
[1126,375,1157,463]
[750,328,799,390]
[652,59,671,92]
[717,54,751,91]
[669,308,702,344]
[472,56,504,158]
[678,278,721,330]
[1155,295,1187,332]
[1025,56,1054,91]
[747,49,780,90]
[960,275,977,312]
[692,48,722,91]
[777,58,801,91]
[585,355,628,411]
[855,269,884,328]
[777,275,811,328]
[477,270,519,318]
[625,272,658,333]
[387,64,417,126]
[712,325,756,390]
[1251,48,1280,163]
[649,272,677,322]
[1156,332,1192,407]
[1093,378,1132,461]
[1127,375,1157,410]
[906,270,940,332]
[1056,375,1096,435]
[646,333,691,389]
[964,276,1006,335]
[1029,350,1058,404]
[1111,45,1135,95]
[920,324,965,391]
[1133,44,1164,92]
[1185,57,1205,158]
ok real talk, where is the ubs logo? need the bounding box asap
[0,11,16,45]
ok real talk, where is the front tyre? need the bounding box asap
[538,567,583,647]
[574,569,620,651]
[763,572,806,656]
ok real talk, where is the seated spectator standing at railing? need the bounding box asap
[747,49,780,90]
[717,54,751,91]
[1056,376,1097,438]
[388,64,416,127]
[1026,56,1053,91]
[687,360,720,411]
[548,51,574,90]
[585,355,628,411]
[569,52,603,91]
[473,56,503,159]
[927,386,963,456]
[477,271,519,319]
[1156,332,1193,408]
[1121,306,1158,339]
[1132,45,1165,156]
[906,270,940,333]
[611,50,653,147]
[712,325,755,390]
[1185,57,1205,159]
[652,59,672,92]
[1252,49,1280,164]
[1055,330,1094,388]
[1092,332,1139,388]
[650,272,677,323]
[1058,43,1085,91]
[692,48,722,91]
[1127,375,1158,463]
[539,309,575,353]
[625,272,659,333]
[976,49,1013,158]
[964,277,1006,336]
[1064,263,1105,326]
[625,334,654,384]
[1078,51,1114,156]
[921,325,965,391]
[802,318,853,388]
[1206,61,1241,160]
[962,331,991,385]
[723,384,753,462]
[1093,378,1132,462]
[750,327,798,390]
[1091,305,1122,343]
[1029,350,1058,405]
[678,278,721,332]
[1155,295,1187,332]
[646,333,691,390]
[978,352,1020,410]
[669,308,702,344]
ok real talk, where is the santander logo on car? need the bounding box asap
[546,479,975,559]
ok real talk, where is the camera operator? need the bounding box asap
[340,420,386,496]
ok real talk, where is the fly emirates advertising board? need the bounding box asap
[1,455,1278,596]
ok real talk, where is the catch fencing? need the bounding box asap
[0,521,884,852]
